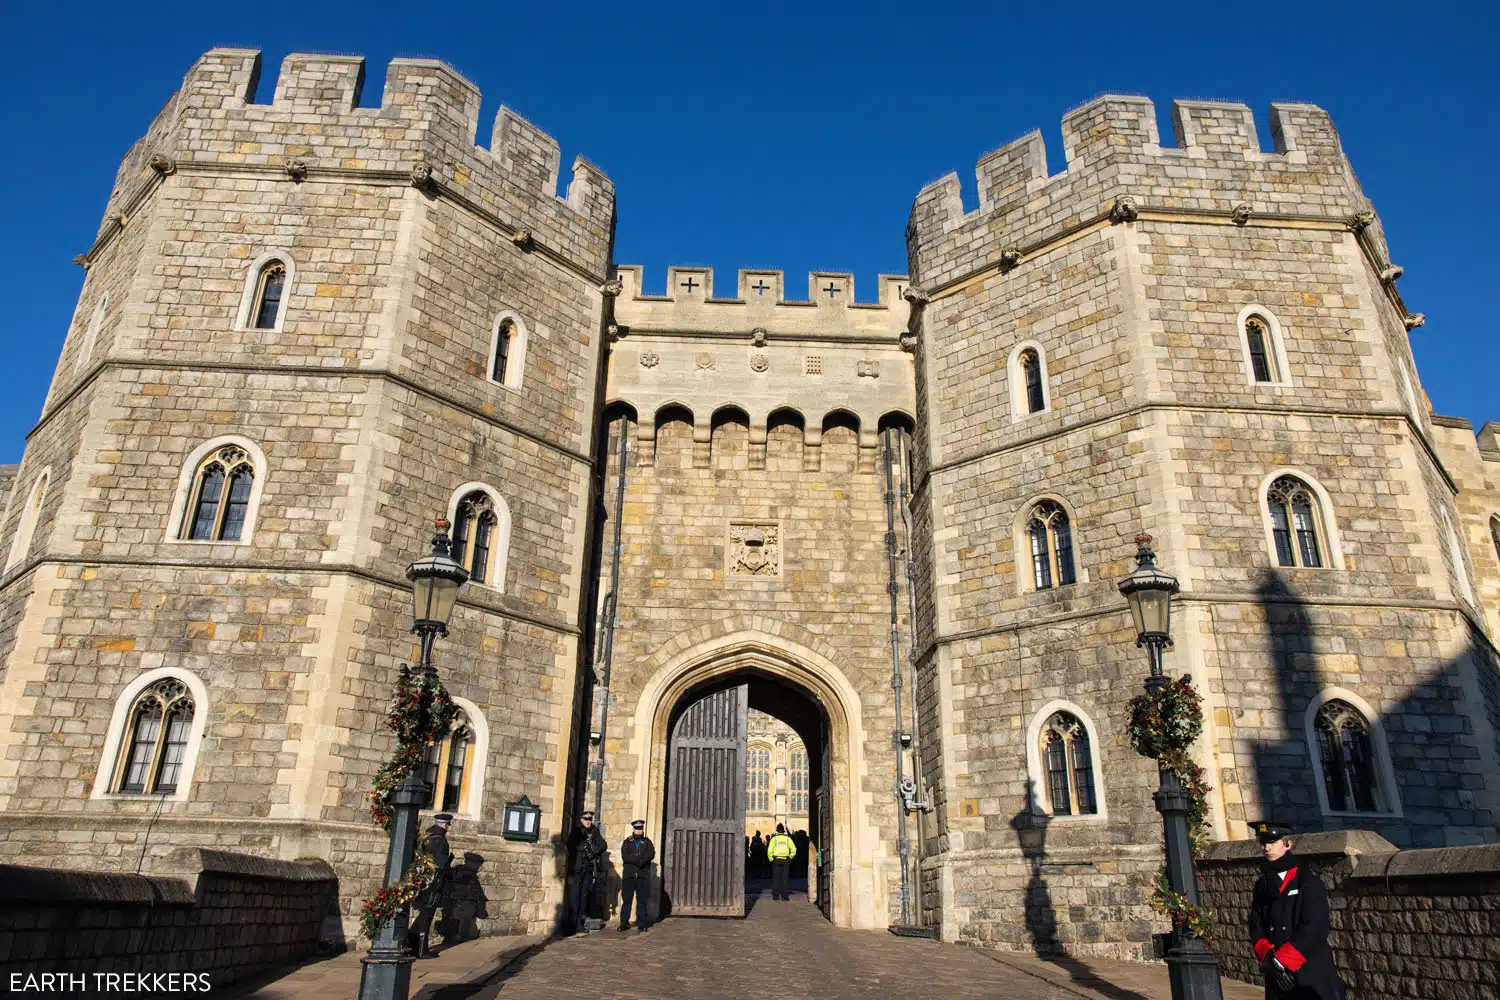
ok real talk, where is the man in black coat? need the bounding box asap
[618,819,655,932]
[565,810,608,933]
[408,812,455,958]
[1248,821,1345,1000]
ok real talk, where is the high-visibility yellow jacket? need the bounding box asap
[768,833,796,860]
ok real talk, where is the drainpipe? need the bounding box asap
[895,426,928,927]
[882,427,913,928]
[590,417,630,828]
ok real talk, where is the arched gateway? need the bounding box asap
[622,631,880,929]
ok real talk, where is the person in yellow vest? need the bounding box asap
[767,823,797,901]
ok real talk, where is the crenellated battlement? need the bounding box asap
[613,266,911,340]
[100,49,614,275]
[908,94,1370,289]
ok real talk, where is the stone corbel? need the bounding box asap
[72,254,90,269]
[1404,313,1426,331]
[1109,196,1139,224]
[147,153,176,176]
[1349,210,1376,233]
[606,322,621,343]
[410,163,433,191]
[999,247,1021,272]
[1379,265,1404,283]
[751,327,767,347]
[600,278,624,297]
[899,332,918,354]
[510,229,534,249]
[1231,203,1253,227]
[284,159,309,182]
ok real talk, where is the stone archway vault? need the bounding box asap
[625,628,881,929]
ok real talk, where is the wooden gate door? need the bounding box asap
[816,729,833,920]
[664,684,748,916]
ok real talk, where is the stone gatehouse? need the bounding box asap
[0,48,1496,958]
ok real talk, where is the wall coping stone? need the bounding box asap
[0,864,195,905]
[1200,830,1398,864]
[195,849,337,883]
[1346,842,1500,881]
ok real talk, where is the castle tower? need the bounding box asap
[904,96,1500,954]
[0,49,615,936]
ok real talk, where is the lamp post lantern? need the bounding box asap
[1118,533,1223,1000]
[359,520,469,1000]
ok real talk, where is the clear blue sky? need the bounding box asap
[3,3,1495,462]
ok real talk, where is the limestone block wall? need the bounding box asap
[905,93,1500,955]
[1200,831,1500,1000]
[1431,417,1500,638]
[0,47,615,939]
[0,849,340,986]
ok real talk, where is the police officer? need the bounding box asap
[767,823,797,901]
[407,812,454,958]
[618,819,655,932]
[1249,821,1345,1000]
[565,810,608,933]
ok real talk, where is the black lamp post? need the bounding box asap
[1118,533,1223,1000]
[359,520,469,1000]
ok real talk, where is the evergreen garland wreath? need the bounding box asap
[358,663,457,940]
[1126,673,1217,942]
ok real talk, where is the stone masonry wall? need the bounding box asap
[0,849,340,988]
[1200,831,1500,1000]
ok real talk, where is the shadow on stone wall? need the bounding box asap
[1249,569,1499,848]
[1010,780,1153,1000]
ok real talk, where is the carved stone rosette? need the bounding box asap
[750,354,769,373]
[639,351,660,368]
[728,522,780,577]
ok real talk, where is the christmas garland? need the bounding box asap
[360,843,437,940]
[368,664,457,830]
[358,663,458,940]
[1126,674,1217,943]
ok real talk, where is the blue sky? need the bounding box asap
[2,3,1495,462]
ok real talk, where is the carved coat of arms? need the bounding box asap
[728,522,779,577]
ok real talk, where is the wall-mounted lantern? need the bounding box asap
[502,795,542,842]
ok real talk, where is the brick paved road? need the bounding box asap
[472,889,1091,1000]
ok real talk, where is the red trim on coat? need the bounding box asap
[1274,943,1306,972]
[1278,867,1299,894]
[1254,938,1274,962]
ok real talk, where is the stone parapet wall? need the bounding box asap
[0,849,339,987]
[1199,830,1500,1000]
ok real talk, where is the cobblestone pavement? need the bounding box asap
[236,885,1262,1000]
[468,888,1262,1000]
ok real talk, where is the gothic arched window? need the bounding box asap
[1244,315,1278,383]
[1490,515,1500,565]
[183,445,255,542]
[1021,349,1045,414]
[789,747,808,814]
[1267,476,1325,568]
[492,319,514,385]
[114,678,195,795]
[422,721,474,813]
[746,746,771,813]
[1314,700,1379,813]
[1027,500,1076,590]
[5,469,50,572]
[452,491,499,586]
[250,260,287,330]
[1040,712,1097,816]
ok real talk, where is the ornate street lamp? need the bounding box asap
[359,520,469,1000]
[1118,534,1222,1000]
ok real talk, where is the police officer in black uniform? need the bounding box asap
[566,810,608,933]
[408,812,454,958]
[618,819,655,932]
[1248,821,1345,1000]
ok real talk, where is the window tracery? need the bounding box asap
[114,678,195,795]
[250,260,287,330]
[422,721,474,813]
[1313,700,1380,813]
[1267,476,1325,568]
[1040,711,1096,816]
[182,445,255,542]
[1027,500,1076,590]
